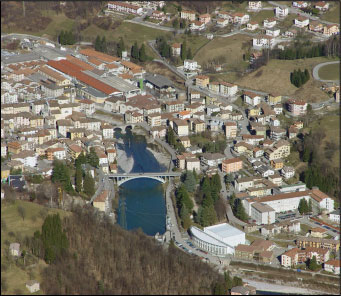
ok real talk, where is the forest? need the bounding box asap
[38,206,227,294]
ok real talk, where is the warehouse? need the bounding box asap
[190,223,245,256]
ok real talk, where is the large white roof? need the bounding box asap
[204,223,244,238]
[190,226,231,248]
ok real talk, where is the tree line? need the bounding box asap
[58,30,76,45]
[156,35,193,60]
[290,68,310,88]
[228,193,248,222]
[166,127,186,153]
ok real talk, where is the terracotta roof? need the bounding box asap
[94,190,108,202]
[65,55,94,71]
[79,48,121,63]
[325,259,340,267]
[235,244,256,253]
[222,157,242,165]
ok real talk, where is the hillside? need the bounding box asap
[41,206,225,294]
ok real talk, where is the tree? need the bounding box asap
[17,205,26,221]
[94,35,101,51]
[224,271,233,290]
[308,255,319,271]
[180,206,191,230]
[87,148,99,168]
[181,40,187,61]
[235,199,248,222]
[298,198,309,214]
[139,43,147,62]
[83,173,95,198]
[308,199,312,213]
[21,250,27,266]
[229,192,235,208]
[117,37,125,57]
[101,36,107,53]
[75,164,83,193]
[213,282,226,295]
[184,171,196,192]
[131,41,139,60]
[172,18,179,29]
[186,47,193,60]
[232,276,243,287]
[166,127,176,146]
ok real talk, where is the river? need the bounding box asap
[115,128,167,236]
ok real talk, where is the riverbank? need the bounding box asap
[116,144,134,173]
[146,147,170,170]
[244,279,327,295]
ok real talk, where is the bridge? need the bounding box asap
[108,172,181,186]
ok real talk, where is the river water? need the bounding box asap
[115,128,167,236]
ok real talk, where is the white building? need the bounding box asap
[26,280,40,293]
[253,35,275,49]
[107,1,143,15]
[324,260,340,275]
[328,209,340,223]
[264,18,277,28]
[292,2,308,8]
[266,28,281,37]
[294,16,309,28]
[251,202,276,225]
[190,223,245,256]
[248,1,262,10]
[184,59,198,71]
[275,6,289,17]
[281,166,295,179]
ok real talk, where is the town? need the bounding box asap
[1,1,340,295]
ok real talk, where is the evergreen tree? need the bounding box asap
[304,68,310,83]
[232,276,243,287]
[308,199,312,213]
[117,37,125,57]
[172,18,179,29]
[203,192,214,208]
[308,255,319,271]
[139,43,147,62]
[166,127,176,146]
[101,36,107,53]
[75,164,83,193]
[213,282,226,295]
[131,41,139,60]
[180,206,192,230]
[298,198,309,214]
[176,185,194,211]
[94,35,101,52]
[235,199,248,221]
[184,171,196,192]
[186,47,193,60]
[83,173,95,197]
[181,40,187,61]
[229,192,236,208]
[87,148,99,168]
[59,30,65,45]
[75,151,87,167]
[224,271,233,290]
[201,176,211,196]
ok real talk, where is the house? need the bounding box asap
[11,150,38,168]
[309,21,324,32]
[247,21,259,31]
[46,147,66,160]
[285,28,298,37]
[266,28,280,37]
[281,166,295,179]
[219,82,238,97]
[180,10,196,21]
[185,157,201,172]
[294,16,309,28]
[201,153,226,167]
[292,2,308,9]
[251,202,276,225]
[310,227,328,238]
[242,134,264,146]
[206,104,220,116]
[243,91,261,106]
[263,18,277,28]
[199,13,211,24]
[314,1,329,11]
[328,209,340,223]
[268,173,283,186]
[257,165,275,178]
[253,35,275,49]
[275,6,289,17]
[270,159,284,170]
[265,139,291,160]
[216,18,229,27]
[288,126,299,139]
[147,113,161,127]
[195,75,209,88]
[173,119,189,136]
[9,243,21,256]
[231,286,250,295]
[93,190,109,212]
[253,147,264,158]
[171,43,181,56]
[248,1,262,10]
[151,10,166,20]
[184,59,198,71]
[323,24,339,36]
[324,260,340,275]
[189,20,206,31]
[273,104,283,115]
[225,122,237,139]
[270,126,286,140]
[287,99,307,116]
[233,13,250,25]
[222,158,243,174]
[26,280,40,293]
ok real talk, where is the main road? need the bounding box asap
[312,60,340,83]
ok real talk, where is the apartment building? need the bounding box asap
[222,157,243,174]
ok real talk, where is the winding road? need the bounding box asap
[312,60,340,83]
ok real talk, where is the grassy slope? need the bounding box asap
[317,63,340,80]
[320,2,340,23]
[1,200,70,295]
[234,57,339,102]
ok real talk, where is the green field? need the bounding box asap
[249,10,274,24]
[318,63,340,80]
[1,200,70,294]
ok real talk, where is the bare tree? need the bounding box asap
[17,205,26,221]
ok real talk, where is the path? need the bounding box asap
[312,60,340,83]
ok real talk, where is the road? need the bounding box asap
[299,216,339,238]
[125,19,185,33]
[267,1,339,25]
[312,60,340,83]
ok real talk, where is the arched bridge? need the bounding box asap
[109,172,181,186]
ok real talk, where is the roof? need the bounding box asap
[65,55,94,71]
[190,226,228,247]
[235,244,255,253]
[204,223,244,239]
[222,157,242,165]
[79,48,121,63]
[145,73,173,88]
[94,190,109,203]
[325,259,340,267]
[26,280,39,286]
[252,202,275,213]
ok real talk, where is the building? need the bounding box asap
[248,1,262,10]
[225,122,237,139]
[222,158,243,174]
[219,82,238,97]
[26,280,40,293]
[266,28,280,37]
[190,223,246,255]
[216,18,229,27]
[251,202,276,225]
[186,158,200,172]
[281,247,330,267]
[93,190,109,212]
[275,6,289,17]
[189,20,206,31]
[233,13,250,25]
[314,1,329,11]
[287,99,307,116]
[253,35,275,49]
[294,16,309,28]
[171,43,181,56]
[328,209,340,223]
[323,24,339,36]
[292,1,308,8]
[184,59,198,71]
[263,18,277,28]
[324,259,340,275]
[107,1,143,15]
[247,21,259,31]
[243,91,261,106]
[173,119,189,137]
[199,13,211,24]
[281,166,295,179]
[195,75,209,88]
[296,237,339,252]
[310,227,328,238]
[9,243,21,256]
[201,153,226,167]
[180,10,196,21]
